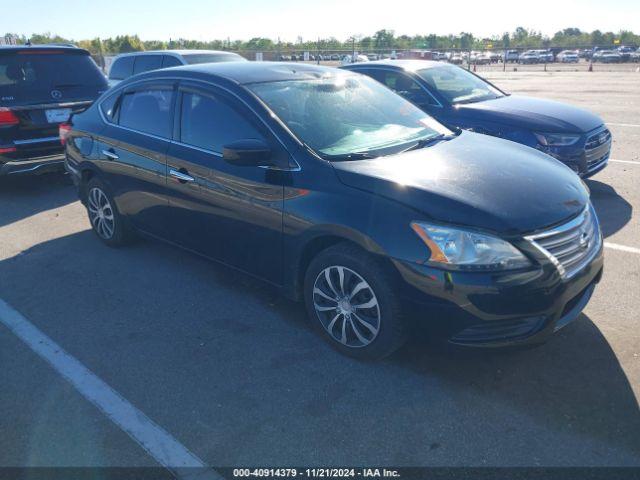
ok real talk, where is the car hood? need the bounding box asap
[332,132,589,235]
[455,95,603,133]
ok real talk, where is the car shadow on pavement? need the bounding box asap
[0,172,76,229]
[0,230,638,465]
[587,179,633,238]
[390,321,640,461]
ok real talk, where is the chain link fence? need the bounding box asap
[96,44,640,75]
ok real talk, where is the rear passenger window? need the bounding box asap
[109,56,134,80]
[162,56,183,68]
[180,92,264,153]
[119,88,174,138]
[133,55,162,75]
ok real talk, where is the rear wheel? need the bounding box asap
[304,243,407,360]
[86,177,132,247]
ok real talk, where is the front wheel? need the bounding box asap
[304,243,407,360]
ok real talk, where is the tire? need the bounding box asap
[303,243,407,360]
[85,177,133,247]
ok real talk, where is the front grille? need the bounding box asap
[584,128,611,170]
[525,205,602,279]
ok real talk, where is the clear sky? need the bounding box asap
[4,0,640,42]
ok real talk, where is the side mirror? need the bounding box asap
[222,139,272,167]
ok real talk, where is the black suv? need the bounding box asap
[0,45,107,176]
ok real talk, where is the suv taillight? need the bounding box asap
[59,123,72,145]
[0,108,19,126]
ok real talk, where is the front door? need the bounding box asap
[164,83,287,285]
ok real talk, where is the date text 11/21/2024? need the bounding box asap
[232,468,401,478]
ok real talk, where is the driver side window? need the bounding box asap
[367,70,439,108]
[180,92,266,154]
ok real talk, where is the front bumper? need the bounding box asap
[392,242,604,347]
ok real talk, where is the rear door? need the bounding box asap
[95,81,175,237]
[0,48,107,163]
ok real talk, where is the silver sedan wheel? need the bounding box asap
[87,187,115,240]
[312,265,381,348]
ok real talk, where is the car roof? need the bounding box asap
[0,44,88,54]
[136,61,347,85]
[342,59,444,72]
[114,49,241,58]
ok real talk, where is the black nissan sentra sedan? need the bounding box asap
[64,63,603,359]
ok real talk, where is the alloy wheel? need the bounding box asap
[87,187,115,240]
[312,265,381,348]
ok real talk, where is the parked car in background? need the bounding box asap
[519,50,539,64]
[342,60,611,177]
[617,46,635,62]
[340,54,369,64]
[489,51,502,63]
[64,62,603,359]
[449,53,464,65]
[592,50,622,63]
[578,49,591,59]
[536,50,554,62]
[107,50,247,86]
[0,44,107,176]
[557,50,580,63]
[504,50,520,63]
[631,48,640,62]
[474,52,491,65]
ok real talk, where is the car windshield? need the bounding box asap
[182,53,247,64]
[416,65,504,105]
[248,74,451,159]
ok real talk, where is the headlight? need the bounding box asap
[534,132,581,146]
[410,222,531,271]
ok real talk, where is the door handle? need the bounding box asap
[102,149,119,160]
[169,168,195,183]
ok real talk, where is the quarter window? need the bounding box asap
[180,92,264,153]
[100,92,120,121]
[119,88,174,138]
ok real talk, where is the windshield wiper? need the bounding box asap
[325,151,378,161]
[400,133,454,153]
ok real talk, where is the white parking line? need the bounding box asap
[0,298,221,480]
[607,123,640,128]
[610,158,640,165]
[605,242,640,255]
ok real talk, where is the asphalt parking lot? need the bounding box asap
[0,71,639,472]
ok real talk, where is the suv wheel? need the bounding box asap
[86,178,132,247]
[304,243,407,360]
